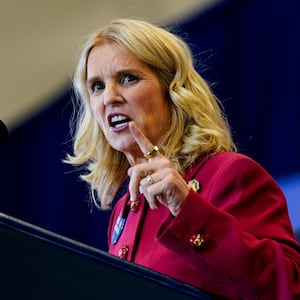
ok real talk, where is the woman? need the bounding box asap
[66,19,300,299]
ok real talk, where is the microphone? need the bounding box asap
[0,120,9,143]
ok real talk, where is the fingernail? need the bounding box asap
[127,167,132,176]
[139,185,143,194]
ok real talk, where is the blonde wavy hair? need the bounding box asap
[66,18,236,209]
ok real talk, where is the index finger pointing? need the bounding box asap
[128,121,157,158]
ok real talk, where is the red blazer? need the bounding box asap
[108,152,300,299]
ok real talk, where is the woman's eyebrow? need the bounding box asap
[86,67,140,84]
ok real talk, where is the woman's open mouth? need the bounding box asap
[109,114,132,131]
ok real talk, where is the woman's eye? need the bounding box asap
[91,81,105,93]
[120,74,139,86]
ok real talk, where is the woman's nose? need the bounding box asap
[103,83,122,106]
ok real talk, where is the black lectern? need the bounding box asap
[0,212,211,300]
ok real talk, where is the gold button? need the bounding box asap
[118,245,129,259]
[189,234,204,249]
[130,198,141,213]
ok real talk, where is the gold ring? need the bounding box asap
[146,174,155,185]
[143,145,159,159]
